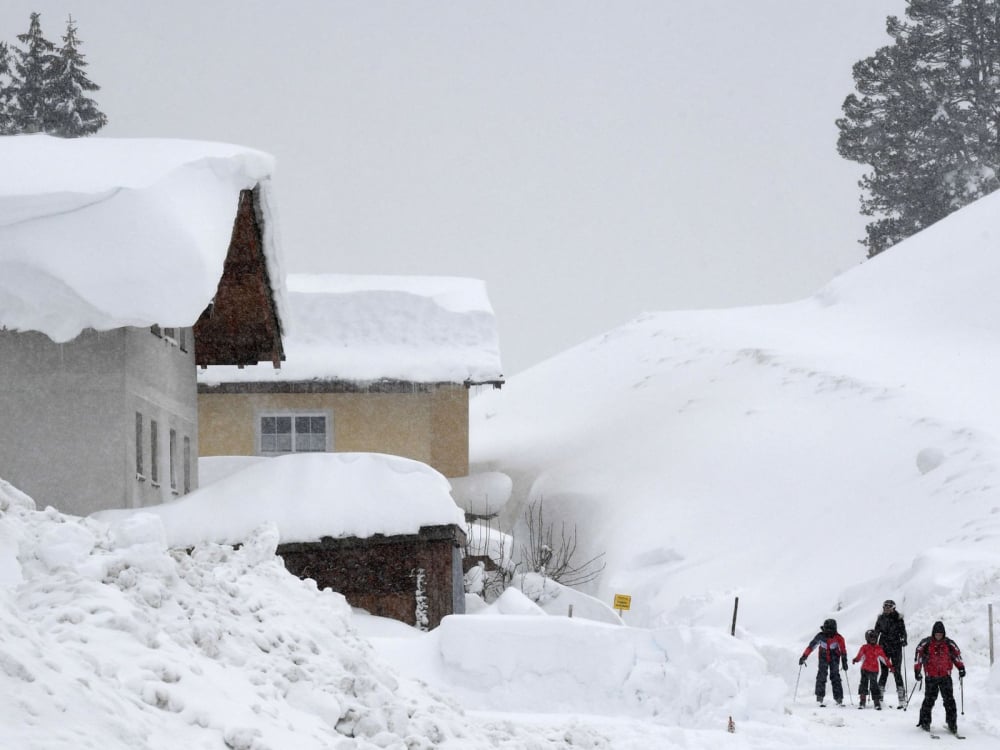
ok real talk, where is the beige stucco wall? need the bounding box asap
[197,385,469,477]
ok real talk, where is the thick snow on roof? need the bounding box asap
[93,452,465,548]
[0,134,287,342]
[199,273,504,385]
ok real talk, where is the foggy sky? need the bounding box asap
[1,1,906,374]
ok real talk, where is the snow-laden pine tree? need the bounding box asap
[0,42,16,135]
[11,12,58,133]
[45,15,107,137]
[836,0,1000,257]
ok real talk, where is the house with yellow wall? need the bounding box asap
[197,274,503,478]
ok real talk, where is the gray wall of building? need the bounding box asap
[0,326,198,516]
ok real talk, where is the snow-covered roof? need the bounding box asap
[0,134,288,342]
[92,452,465,548]
[198,273,504,386]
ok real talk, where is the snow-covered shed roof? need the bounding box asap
[0,134,288,343]
[93,452,466,548]
[198,273,504,386]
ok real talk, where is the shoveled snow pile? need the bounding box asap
[1,475,794,749]
[0,480,536,749]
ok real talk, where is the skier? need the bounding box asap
[852,629,893,709]
[873,598,908,706]
[913,621,965,735]
[799,618,848,706]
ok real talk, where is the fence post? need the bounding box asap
[990,603,995,667]
[731,596,739,636]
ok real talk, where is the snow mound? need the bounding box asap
[94,453,465,549]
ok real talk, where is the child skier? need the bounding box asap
[852,629,893,709]
[799,618,848,706]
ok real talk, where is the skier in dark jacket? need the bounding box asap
[913,620,965,735]
[799,618,848,706]
[873,599,908,706]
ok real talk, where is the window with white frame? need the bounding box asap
[259,414,328,454]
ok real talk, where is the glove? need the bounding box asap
[842,658,848,671]
[914,669,922,682]
[798,656,807,666]
[958,668,965,678]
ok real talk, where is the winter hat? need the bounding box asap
[932,621,946,635]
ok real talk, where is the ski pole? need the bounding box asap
[959,675,964,715]
[903,677,921,711]
[794,663,804,702]
[844,666,853,706]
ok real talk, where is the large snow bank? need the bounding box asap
[370,608,785,722]
[0,481,521,749]
[94,453,465,548]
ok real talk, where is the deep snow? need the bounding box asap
[3,184,1000,747]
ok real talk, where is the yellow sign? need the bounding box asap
[613,594,632,611]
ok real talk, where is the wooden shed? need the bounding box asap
[278,523,467,630]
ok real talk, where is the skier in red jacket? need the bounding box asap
[852,629,893,709]
[913,620,965,735]
[799,618,848,706]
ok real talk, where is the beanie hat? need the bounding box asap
[932,621,946,635]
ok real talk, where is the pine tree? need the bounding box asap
[45,15,107,136]
[0,42,16,135]
[11,12,58,133]
[836,0,1000,257]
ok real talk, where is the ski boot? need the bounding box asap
[858,696,866,710]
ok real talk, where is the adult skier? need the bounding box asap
[799,618,848,706]
[913,621,965,736]
[873,599,907,706]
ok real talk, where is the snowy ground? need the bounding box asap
[4,191,1000,746]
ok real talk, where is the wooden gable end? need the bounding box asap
[194,187,284,368]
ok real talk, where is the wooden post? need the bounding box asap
[990,603,995,667]
[731,596,739,636]
[568,604,573,618]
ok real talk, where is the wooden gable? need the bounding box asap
[194,187,284,368]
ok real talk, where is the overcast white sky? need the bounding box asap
[2,1,905,374]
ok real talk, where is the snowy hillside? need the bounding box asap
[470,188,1000,640]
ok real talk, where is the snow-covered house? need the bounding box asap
[197,274,504,478]
[0,135,286,516]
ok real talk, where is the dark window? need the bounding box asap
[169,429,177,491]
[183,436,191,493]
[150,420,159,485]
[135,412,144,477]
